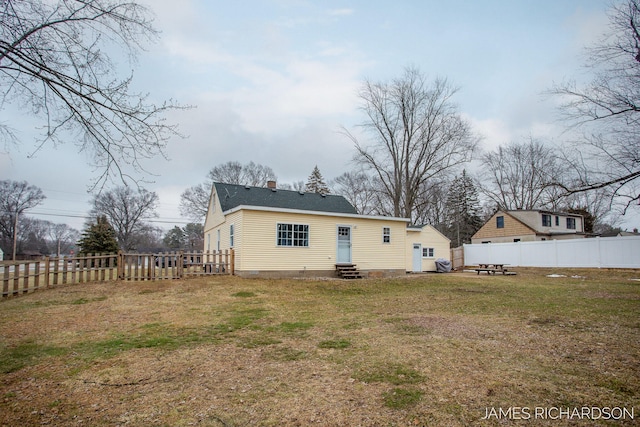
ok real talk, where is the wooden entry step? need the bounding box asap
[336,264,363,279]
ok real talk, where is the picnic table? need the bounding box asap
[474,263,511,275]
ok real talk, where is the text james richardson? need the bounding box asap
[482,406,634,420]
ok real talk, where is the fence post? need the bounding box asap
[34,261,40,291]
[44,256,51,288]
[230,249,235,275]
[22,262,30,294]
[2,262,9,297]
[117,251,123,280]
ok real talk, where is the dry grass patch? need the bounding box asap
[0,270,639,426]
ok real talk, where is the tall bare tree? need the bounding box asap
[331,170,379,215]
[90,186,158,250]
[0,180,45,259]
[550,0,640,213]
[478,138,562,210]
[179,161,277,223]
[0,0,184,188]
[344,67,479,220]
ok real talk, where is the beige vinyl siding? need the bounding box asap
[351,219,406,270]
[204,210,243,265]
[238,210,406,272]
[472,212,535,243]
[203,190,226,240]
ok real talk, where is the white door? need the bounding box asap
[412,244,422,272]
[337,226,352,264]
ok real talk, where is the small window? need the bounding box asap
[216,229,221,251]
[207,234,211,251]
[496,216,504,228]
[229,224,234,247]
[383,227,391,243]
[542,214,552,227]
[422,247,435,258]
[277,223,309,247]
[555,216,559,226]
[514,238,521,242]
[566,217,576,230]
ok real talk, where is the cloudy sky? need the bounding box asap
[3,0,634,231]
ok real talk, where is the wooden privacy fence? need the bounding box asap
[1,250,234,298]
[450,246,464,271]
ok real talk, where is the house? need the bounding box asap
[203,181,450,277]
[471,209,586,244]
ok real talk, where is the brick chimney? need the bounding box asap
[267,180,276,189]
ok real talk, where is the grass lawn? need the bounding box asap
[0,269,639,426]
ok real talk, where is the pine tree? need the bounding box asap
[305,165,331,195]
[77,216,120,254]
[445,170,483,247]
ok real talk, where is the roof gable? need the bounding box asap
[212,182,357,215]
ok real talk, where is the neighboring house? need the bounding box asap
[203,181,450,277]
[471,210,586,244]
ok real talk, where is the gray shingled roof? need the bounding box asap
[213,182,357,214]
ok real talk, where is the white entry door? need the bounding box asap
[412,244,422,272]
[337,226,352,263]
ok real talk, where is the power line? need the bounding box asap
[1,210,192,225]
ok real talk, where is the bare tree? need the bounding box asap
[549,0,640,213]
[178,183,211,223]
[90,186,158,250]
[179,161,277,223]
[0,180,45,259]
[0,0,185,188]
[331,170,379,215]
[48,223,80,257]
[344,67,479,220]
[412,180,449,230]
[478,138,562,210]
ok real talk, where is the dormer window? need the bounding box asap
[567,217,576,230]
[542,214,552,227]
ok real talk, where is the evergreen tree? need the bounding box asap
[77,216,119,254]
[305,165,330,195]
[445,170,483,247]
[163,226,184,249]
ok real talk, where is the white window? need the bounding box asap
[383,227,391,243]
[542,214,552,227]
[566,217,576,230]
[207,234,211,251]
[422,247,435,258]
[229,224,234,248]
[277,223,309,247]
[216,229,221,251]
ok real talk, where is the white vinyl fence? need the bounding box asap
[464,236,640,269]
